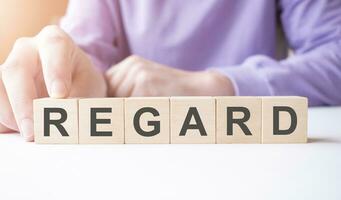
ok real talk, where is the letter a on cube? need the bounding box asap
[33,98,79,144]
[170,97,215,144]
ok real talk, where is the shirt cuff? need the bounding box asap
[209,64,273,96]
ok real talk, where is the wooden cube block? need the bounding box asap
[170,97,215,144]
[216,97,262,143]
[262,97,308,143]
[33,98,78,144]
[79,98,124,144]
[125,97,169,144]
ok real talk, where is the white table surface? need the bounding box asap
[0,107,340,200]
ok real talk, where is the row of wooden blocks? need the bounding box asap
[33,96,308,144]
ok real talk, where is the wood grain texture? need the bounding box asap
[216,97,262,143]
[33,96,308,144]
[125,97,170,144]
[79,98,124,144]
[262,97,308,143]
[34,98,78,144]
[170,97,215,144]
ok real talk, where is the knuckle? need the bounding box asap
[2,37,33,73]
[136,70,152,84]
[13,37,32,50]
[128,55,142,63]
[130,54,140,60]
[1,57,26,77]
[39,25,68,45]
[133,63,145,71]
[41,25,63,36]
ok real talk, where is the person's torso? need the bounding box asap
[113,0,286,70]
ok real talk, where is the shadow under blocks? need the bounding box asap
[33,96,308,144]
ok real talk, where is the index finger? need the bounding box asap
[35,25,76,98]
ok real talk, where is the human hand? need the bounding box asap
[0,25,107,141]
[105,55,235,97]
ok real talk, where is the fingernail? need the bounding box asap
[25,135,34,142]
[20,118,34,142]
[51,80,67,98]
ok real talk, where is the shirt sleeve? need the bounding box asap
[212,0,341,106]
[59,0,121,71]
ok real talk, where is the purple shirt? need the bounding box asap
[60,0,341,106]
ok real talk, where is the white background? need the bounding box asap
[0,107,340,200]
